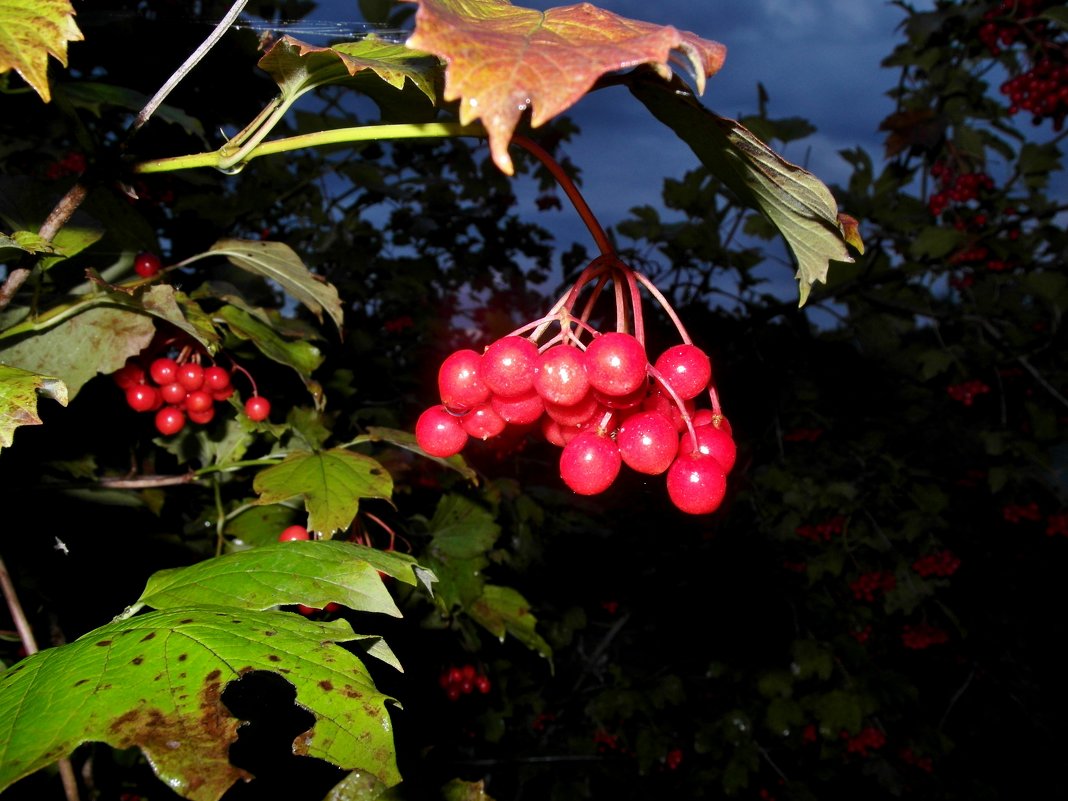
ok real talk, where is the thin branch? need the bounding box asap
[125,0,251,141]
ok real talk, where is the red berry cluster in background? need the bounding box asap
[795,515,846,542]
[899,746,935,774]
[928,162,994,217]
[438,664,490,701]
[1002,500,1041,523]
[978,0,1067,129]
[415,253,736,515]
[1046,511,1068,537]
[901,622,949,649]
[112,345,271,436]
[849,570,897,602]
[946,379,991,405]
[912,549,960,577]
[842,726,887,757]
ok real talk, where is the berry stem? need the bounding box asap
[512,135,613,257]
[631,269,694,345]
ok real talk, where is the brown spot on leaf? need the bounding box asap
[179,618,194,625]
[140,632,157,642]
[267,655,281,662]
[95,640,112,647]
[178,654,188,662]
[73,678,88,686]
[131,656,144,665]
[319,680,333,692]
[264,630,277,637]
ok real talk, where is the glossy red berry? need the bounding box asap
[617,410,678,475]
[654,344,712,400]
[584,332,648,397]
[126,384,160,413]
[155,406,186,436]
[113,361,145,389]
[149,357,179,386]
[534,345,589,406]
[682,423,737,473]
[459,402,507,440]
[245,395,271,422]
[203,365,232,392]
[185,390,213,414]
[438,349,490,411]
[415,404,468,457]
[479,336,539,398]
[279,525,310,542]
[134,251,162,278]
[176,363,204,391]
[187,405,215,425]
[666,452,727,515]
[559,431,621,495]
[160,381,187,405]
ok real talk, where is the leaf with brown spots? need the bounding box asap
[0,609,401,799]
[0,0,83,102]
[404,0,726,173]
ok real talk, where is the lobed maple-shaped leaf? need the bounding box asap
[404,0,727,173]
[0,364,67,451]
[253,448,394,536]
[0,0,83,102]
[630,72,863,305]
[0,609,401,800]
[468,584,552,661]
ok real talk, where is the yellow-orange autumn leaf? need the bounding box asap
[0,0,83,102]
[404,0,726,173]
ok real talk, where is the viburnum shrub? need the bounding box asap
[416,138,736,514]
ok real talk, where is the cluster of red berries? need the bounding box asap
[901,623,949,649]
[928,163,994,217]
[899,746,935,774]
[44,151,86,180]
[438,664,490,701]
[841,726,886,757]
[415,255,736,514]
[849,570,897,602]
[912,549,960,577]
[113,354,271,436]
[795,515,846,542]
[1000,57,1068,128]
[946,379,991,405]
[1002,501,1041,523]
[849,625,873,644]
[1046,511,1068,537]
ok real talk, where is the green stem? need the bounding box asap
[193,454,291,477]
[134,122,486,175]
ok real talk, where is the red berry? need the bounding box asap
[534,345,590,406]
[654,344,712,400]
[155,406,186,436]
[187,405,215,425]
[149,357,179,386]
[438,349,490,411]
[617,410,679,475]
[475,675,491,694]
[185,390,213,414]
[490,389,545,426]
[666,452,727,515]
[160,381,187,405]
[113,361,145,389]
[126,384,160,413]
[460,402,507,440]
[176,363,204,391]
[479,336,539,398]
[415,404,468,457]
[134,251,162,278]
[203,365,232,392]
[245,395,271,422]
[584,332,648,397]
[681,423,737,473]
[211,385,235,402]
[559,431,621,495]
[279,525,310,542]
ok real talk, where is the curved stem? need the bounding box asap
[134,123,485,175]
[512,134,613,256]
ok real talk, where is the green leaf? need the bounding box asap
[427,494,500,558]
[253,449,393,536]
[0,305,155,399]
[908,226,965,259]
[0,609,400,800]
[131,540,430,617]
[215,304,324,377]
[442,778,497,801]
[58,81,207,141]
[1041,7,1068,28]
[140,285,220,352]
[0,230,58,255]
[256,35,438,108]
[208,239,344,332]
[468,584,552,660]
[38,220,103,270]
[629,72,859,305]
[0,0,83,102]
[0,363,67,451]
